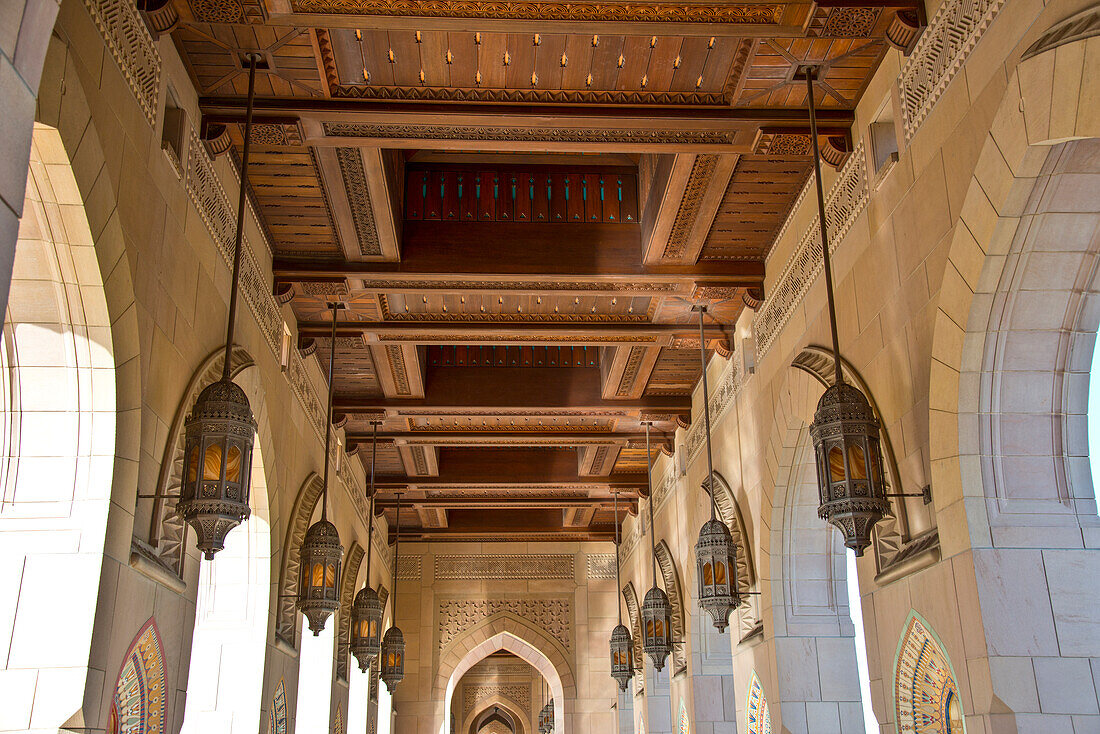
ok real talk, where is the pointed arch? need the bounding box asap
[108,617,166,734]
[464,698,527,734]
[621,582,643,671]
[703,471,762,638]
[275,473,324,646]
[653,540,686,673]
[893,612,964,734]
[335,541,365,680]
[745,671,771,734]
[146,346,255,578]
[677,698,690,734]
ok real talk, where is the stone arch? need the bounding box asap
[892,612,963,734]
[335,541,365,681]
[704,471,762,637]
[435,621,574,734]
[144,346,255,578]
[275,472,324,646]
[653,539,686,673]
[930,10,1100,545]
[463,698,528,734]
[621,582,643,671]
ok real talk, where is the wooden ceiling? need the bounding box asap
[159,0,921,541]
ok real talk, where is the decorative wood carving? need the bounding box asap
[662,155,719,260]
[822,7,883,37]
[753,133,812,156]
[324,122,739,147]
[898,0,1005,141]
[293,0,782,24]
[335,542,365,681]
[335,148,383,256]
[333,84,736,106]
[886,9,925,54]
[435,554,574,580]
[753,138,868,357]
[437,598,572,651]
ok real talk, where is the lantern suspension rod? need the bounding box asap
[803,65,845,388]
[321,302,341,523]
[613,489,623,626]
[391,491,402,622]
[644,422,659,590]
[222,52,260,382]
[364,420,381,581]
[694,305,718,521]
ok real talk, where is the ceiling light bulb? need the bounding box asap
[474,32,481,45]
[355,29,362,40]
[650,36,657,48]
[673,55,681,69]
[641,74,648,87]
[533,33,541,46]
[708,37,716,49]
[585,73,592,87]
[475,70,482,85]
[388,48,395,63]
[592,34,599,47]
[503,50,511,66]
[560,52,568,67]
[531,71,538,86]
[415,30,421,43]
[362,69,370,83]
[617,54,625,68]
[696,75,703,89]
[446,50,453,64]
[419,69,425,83]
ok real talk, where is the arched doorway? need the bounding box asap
[0,123,117,731]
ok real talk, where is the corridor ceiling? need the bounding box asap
[166,0,916,541]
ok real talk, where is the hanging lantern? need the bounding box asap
[298,519,343,634]
[538,702,554,733]
[350,585,384,671]
[380,492,405,692]
[695,518,742,632]
[296,302,344,634]
[641,586,672,671]
[350,422,384,671]
[177,53,262,561]
[809,382,889,556]
[799,65,891,558]
[178,378,256,559]
[689,304,743,632]
[610,623,634,691]
[380,626,405,691]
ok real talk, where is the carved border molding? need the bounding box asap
[437,598,573,651]
[332,84,732,106]
[435,554,575,580]
[682,356,744,468]
[82,0,160,124]
[294,0,782,24]
[899,0,1006,141]
[276,474,324,646]
[335,147,383,256]
[753,138,868,357]
[324,122,739,146]
[372,279,681,293]
[663,154,720,260]
[621,583,643,670]
[335,542,366,681]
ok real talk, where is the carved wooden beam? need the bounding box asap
[300,321,728,347]
[346,430,671,445]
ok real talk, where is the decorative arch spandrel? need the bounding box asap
[622,582,643,672]
[653,540,686,673]
[275,472,324,646]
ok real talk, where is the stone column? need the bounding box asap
[689,624,739,734]
[617,688,635,734]
[643,661,672,733]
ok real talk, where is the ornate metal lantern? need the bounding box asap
[690,304,744,631]
[179,379,256,559]
[379,626,405,691]
[538,702,554,733]
[810,382,889,556]
[610,623,634,691]
[641,585,673,671]
[297,303,344,634]
[800,66,891,557]
[177,53,262,561]
[350,423,384,670]
[695,518,742,632]
[380,492,405,691]
[609,490,634,691]
[299,519,342,634]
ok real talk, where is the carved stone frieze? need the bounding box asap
[586,554,616,580]
[899,0,1006,141]
[435,554,574,580]
[83,0,160,124]
[295,0,782,24]
[682,357,744,468]
[663,154,720,260]
[324,122,739,147]
[335,147,383,256]
[753,138,868,357]
[438,598,572,651]
[463,684,531,717]
[397,556,421,580]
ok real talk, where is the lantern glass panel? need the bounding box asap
[187,448,198,483]
[714,561,726,584]
[829,445,844,482]
[226,445,242,482]
[848,444,866,480]
[203,442,223,480]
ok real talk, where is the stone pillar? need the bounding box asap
[643,661,672,733]
[617,688,635,734]
[0,0,61,324]
[689,624,739,734]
